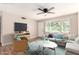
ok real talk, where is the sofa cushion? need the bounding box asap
[54,33,64,39]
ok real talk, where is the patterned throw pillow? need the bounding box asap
[16,35,21,40]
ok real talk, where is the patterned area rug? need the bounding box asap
[27,40,65,55]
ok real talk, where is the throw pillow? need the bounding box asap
[16,35,21,40]
[75,37,79,43]
[48,34,53,38]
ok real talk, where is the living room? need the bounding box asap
[0,3,79,55]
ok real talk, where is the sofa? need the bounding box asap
[65,37,79,55]
[44,32,68,46]
[45,32,68,40]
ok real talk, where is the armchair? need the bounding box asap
[65,37,79,55]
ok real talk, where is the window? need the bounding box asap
[45,20,70,33]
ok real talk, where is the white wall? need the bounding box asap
[38,21,45,37]
[1,12,38,46]
[78,12,79,36]
[38,13,78,38]
[69,13,78,38]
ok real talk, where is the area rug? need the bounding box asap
[27,40,65,55]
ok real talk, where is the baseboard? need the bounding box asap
[2,42,12,46]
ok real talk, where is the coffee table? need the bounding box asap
[43,40,57,54]
[38,40,57,55]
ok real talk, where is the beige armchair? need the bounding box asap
[65,37,79,55]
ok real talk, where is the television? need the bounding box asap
[14,22,27,32]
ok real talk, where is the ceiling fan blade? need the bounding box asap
[38,8,43,11]
[49,7,55,11]
[47,12,55,14]
[37,12,44,15]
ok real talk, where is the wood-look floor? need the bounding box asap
[0,44,25,55]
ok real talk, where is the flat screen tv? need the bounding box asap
[14,22,27,32]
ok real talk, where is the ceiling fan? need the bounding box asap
[37,7,55,15]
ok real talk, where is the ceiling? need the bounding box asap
[0,3,79,20]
